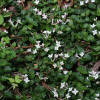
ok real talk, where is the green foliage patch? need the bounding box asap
[0,0,100,100]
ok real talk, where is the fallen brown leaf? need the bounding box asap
[92,60,100,72]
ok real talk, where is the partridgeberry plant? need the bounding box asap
[0,0,100,100]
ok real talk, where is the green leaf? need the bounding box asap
[92,46,100,51]
[8,78,15,83]
[15,75,22,83]
[96,21,100,30]
[0,15,4,25]
[97,7,100,16]
[3,12,12,17]
[77,66,88,74]
[87,35,95,42]
[76,82,88,91]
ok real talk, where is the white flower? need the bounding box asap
[22,74,30,83]
[79,52,84,57]
[60,61,64,65]
[36,41,41,44]
[92,30,97,35]
[52,88,58,98]
[96,93,99,97]
[60,82,65,89]
[56,41,61,46]
[24,77,30,83]
[3,8,8,12]
[64,53,70,58]
[68,87,73,92]
[75,53,80,59]
[32,49,37,54]
[42,14,47,19]
[55,46,59,50]
[89,70,99,79]
[59,53,63,57]
[59,66,63,70]
[57,31,63,34]
[17,0,22,3]
[17,19,21,24]
[53,63,57,68]
[72,88,79,95]
[33,8,38,12]
[4,30,8,33]
[27,48,31,52]
[91,0,95,2]
[62,15,65,19]
[48,31,51,34]
[95,98,99,100]
[63,71,68,74]
[38,11,42,15]
[41,43,44,47]
[8,18,14,26]
[34,0,39,5]
[54,54,58,59]
[22,74,28,78]
[94,17,97,21]
[43,31,47,34]
[96,81,100,84]
[66,93,71,99]
[44,48,49,52]
[64,4,69,9]
[66,19,70,23]
[80,1,84,5]
[85,0,89,3]
[52,8,55,11]
[35,44,41,49]
[91,24,96,28]
[48,54,53,59]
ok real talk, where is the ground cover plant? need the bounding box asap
[0,0,100,100]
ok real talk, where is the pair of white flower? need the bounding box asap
[60,82,68,89]
[33,8,47,19]
[66,88,79,98]
[53,61,64,68]
[91,24,97,35]
[55,41,61,50]
[43,30,51,34]
[8,18,21,27]
[80,0,95,6]
[48,54,59,60]
[22,74,30,83]
[69,87,79,95]
[27,48,37,54]
[95,93,100,100]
